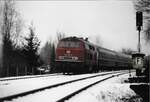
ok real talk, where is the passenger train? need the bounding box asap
[55,36,132,74]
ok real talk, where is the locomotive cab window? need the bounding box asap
[58,41,81,48]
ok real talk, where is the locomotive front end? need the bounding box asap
[55,37,85,73]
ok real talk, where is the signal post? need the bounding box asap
[129,12,149,102]
[131,11,145,76]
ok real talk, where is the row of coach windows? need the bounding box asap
[58,41,80,48]
[86,53,97,60]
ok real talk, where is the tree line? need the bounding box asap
[0,0,40,77]
[0,0,66,77]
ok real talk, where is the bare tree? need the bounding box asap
[0,0,16,77]
[0,0,23,77]
[56,31,65,42]
[121,48,135,55]
[144,21,150,43]
[54,31,66,48]
[133,0,150,43]
[0,0,3,73]
[1,0,23,46]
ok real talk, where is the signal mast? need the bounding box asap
[132,11,145,76]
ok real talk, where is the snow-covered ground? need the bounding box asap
[7,72,121,102]
[67,72,142,102]
[0,71,117,98]
[0,71,140,102]
[0,74,58,81]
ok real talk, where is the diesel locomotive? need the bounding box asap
[55,36,132,74]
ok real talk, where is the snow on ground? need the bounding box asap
[67,72,142,102]
[0,71,138,102]
[7,73,121,102]
[0,71,115,98]
[0,74,60,81]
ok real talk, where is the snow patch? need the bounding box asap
[68,73,142,102]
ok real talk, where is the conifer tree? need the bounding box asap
[50,43,56,72]
[24,24,40,74]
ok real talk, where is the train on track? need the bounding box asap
[55,36,132,74]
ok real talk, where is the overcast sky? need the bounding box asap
[16,0,150,55]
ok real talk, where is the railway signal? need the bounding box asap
[136,11,143,53]
[131,11,145,76]
[136,11,143,29]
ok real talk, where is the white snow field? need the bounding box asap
[0,71,140,102]
[7,72,121,102]
[67,72,142,102]
[0,71,117,99]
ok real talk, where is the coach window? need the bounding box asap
[92,46,95,51]
[88,53,90,60]
[90,54,92,60]
[89,45,92,50]
[94,53,97,60]
[89,45,95,51]
[93,47,95,51]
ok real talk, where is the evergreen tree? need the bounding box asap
[24,24,40,75]
[40,42,51,65]
[50,43,56,72]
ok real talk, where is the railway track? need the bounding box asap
[0,73,62,82]
[57,73,125,102]
[0,71,128,102]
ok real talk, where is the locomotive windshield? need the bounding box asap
[58,41,81,48]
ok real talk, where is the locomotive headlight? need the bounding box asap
[75,57,78,60]
[73,57,78,60]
